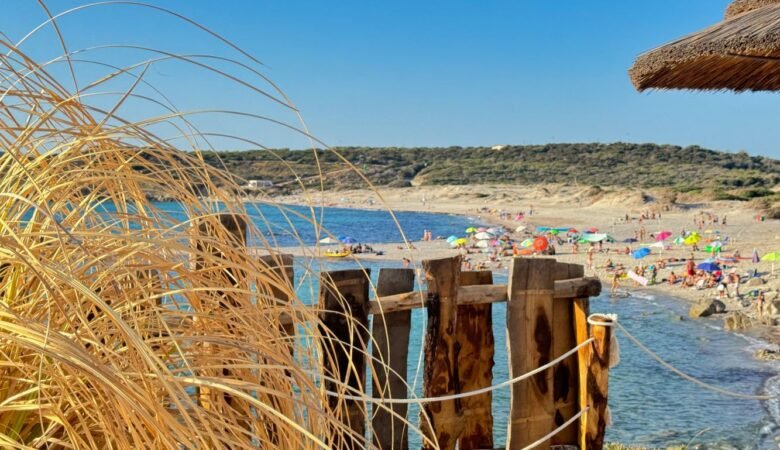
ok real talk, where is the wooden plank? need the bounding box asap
[550,263,583,445]
[319,269,371,450]
[506,257,556,450]
[371,268,415,450]
[367,278,600,315]
[420,256,463,450]
[258,254,295,345]
[574,295,591,450]
[456,270,494,450]
[580,315,612,450]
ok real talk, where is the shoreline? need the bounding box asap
[265,185,780,351]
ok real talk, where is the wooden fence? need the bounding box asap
[208,214,611,450]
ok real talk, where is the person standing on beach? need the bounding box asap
[587,244,595,271]
[757,291,766,317]
[611,272,620,296]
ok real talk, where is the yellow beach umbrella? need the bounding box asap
[762,252,780,273]
[683,234,701,245]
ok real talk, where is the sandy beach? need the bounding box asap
[273,184,780,346]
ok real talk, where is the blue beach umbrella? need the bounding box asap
[446,235,458,243]
[623,238,638,243]
[632,247,651,259]
[697,262,721,272]
[340,236,357,244]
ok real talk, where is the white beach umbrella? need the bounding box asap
[319,237,338,244]
[515,225,527,233]
[475,240,490,248]
[474,232,494,240]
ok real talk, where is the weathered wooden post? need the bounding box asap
[258,253,295,351]
[319,269,371,450]
[370,268,415,450]
[579,314,612,450]
[506,257,556,450]
[192,213,248,411]
[551,263,584,445]
[456,270,494,450]
[420,256,463,450]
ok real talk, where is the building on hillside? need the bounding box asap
[246,179,274,188]
[491,144,508,151]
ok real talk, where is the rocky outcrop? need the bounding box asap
[723,311,751,331]
[755,348,780,361]
[689,298,726,318]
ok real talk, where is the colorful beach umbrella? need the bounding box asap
[683,234,701,246]
[533,237,549,252]
[520,239,533,248]
[452,238,468,246]
[465,227,477,234]
[623,238,638,243]
[319,237,338,244]
[586,227,599,233]
[632,247,651,259]
[474,232,494,240]
[655,231,672,241]
[340,236,357,244]
[762,252,780,273]
[673,236,684,245]
[446,235,458,243]
[515,225,527,233]
[752,249,761,263]
[697,262,721,272]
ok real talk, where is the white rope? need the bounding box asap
[520,407,589,450]
[587,313,617,327]
[326,337,595,404]
[615,321,775,400]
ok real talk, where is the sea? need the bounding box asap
[153,202,779,448]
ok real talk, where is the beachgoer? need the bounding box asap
[402,257,410,268]
[668,271,677,285]
[757,291,766,317]
[717,282,727,299]
[611,273,620,296]
[587,244,595,270]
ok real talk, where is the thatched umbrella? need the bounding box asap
[629,0,780,91]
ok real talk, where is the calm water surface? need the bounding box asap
[150,202,777,448]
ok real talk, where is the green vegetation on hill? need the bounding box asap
[201,143,780,198]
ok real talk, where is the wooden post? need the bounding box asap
[371,268,415,450]
[573,282,591,450]
[193,214,247,409]
[420,256,463,450]
[550,263,583,445]
[319,269,371,450]
[506,257,555,450]
[258,253,295,351]
[456,270,494,450]
[579,314,612,450]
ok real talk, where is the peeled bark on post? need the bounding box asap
[319,269,371,450]
[550,263,583,445]
[420,256,463,450]
[580,314,612,450]
[456,270,494,450]
[506,257,556,450]
[371,268,415,450]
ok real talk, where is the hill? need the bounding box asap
[202,143,780,202]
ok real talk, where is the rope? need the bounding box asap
[326,337,595,404]
[520,407,589,450]
[587,313,617,327]
[615,321,775,401]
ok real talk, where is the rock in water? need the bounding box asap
[755,348,780,361]
[723,312,751,331]
[689,298,726,318]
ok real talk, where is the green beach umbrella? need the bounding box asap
[453,238,468,246]
[520,238,533,248]
[673,236,684,245]
[762,252,780,273]
[466,227,477,234]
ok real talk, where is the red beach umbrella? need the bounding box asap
[533,237,549,252]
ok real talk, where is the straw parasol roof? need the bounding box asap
[629,0,780,91]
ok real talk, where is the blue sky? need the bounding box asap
[4,1,780,157]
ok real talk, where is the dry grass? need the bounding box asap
[0,2,419,448]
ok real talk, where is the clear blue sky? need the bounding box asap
[4,1,779,157]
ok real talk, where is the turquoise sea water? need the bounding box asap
[153,201,777,448]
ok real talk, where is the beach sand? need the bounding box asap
[272,184,780,345]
